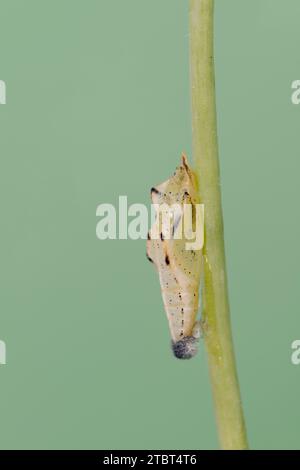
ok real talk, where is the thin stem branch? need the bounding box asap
[189,0,248,450]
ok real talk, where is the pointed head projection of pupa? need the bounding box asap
[150,154,199,207]
[172,336,199,360]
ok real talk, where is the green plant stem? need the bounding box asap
[189,0,248,450]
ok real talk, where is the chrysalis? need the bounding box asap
[147,154,204,359]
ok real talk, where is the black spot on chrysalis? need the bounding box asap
[151,187,160,195]
[146,253,153,263]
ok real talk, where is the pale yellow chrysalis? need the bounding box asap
[147,154,204,359]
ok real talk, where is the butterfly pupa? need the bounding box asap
[147,154,204,359]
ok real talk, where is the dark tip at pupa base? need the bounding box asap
[172,336,198,360]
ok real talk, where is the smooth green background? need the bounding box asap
[0,0,299,450]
